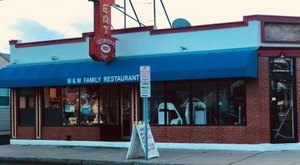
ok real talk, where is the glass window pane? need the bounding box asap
[149,83,164,125]
[165,82,190,125]
[219,80,246,125]
[192,82,217,125]
[79,86,99,126]
[0,96,9,106]
[62,87,79,126]
[44,87,62,126]
[109,86,119,125]
[18,88,35,126]
[231,80,246,125]
[219,81,230,124]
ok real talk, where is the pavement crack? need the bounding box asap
[228,152,265,165]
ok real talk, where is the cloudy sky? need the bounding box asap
[1,0,300,53]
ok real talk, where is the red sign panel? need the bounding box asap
[89,0,116,62]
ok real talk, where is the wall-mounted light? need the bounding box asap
[51,56,58,61]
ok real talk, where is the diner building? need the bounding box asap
[1,15,300,149]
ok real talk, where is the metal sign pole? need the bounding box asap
[140,65,151,160]
[143,97,149,160]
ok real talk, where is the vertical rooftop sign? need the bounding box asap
[89,0,116,62]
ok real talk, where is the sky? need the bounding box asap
[1,0,300,53]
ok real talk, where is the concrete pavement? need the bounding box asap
[0,145,300,165]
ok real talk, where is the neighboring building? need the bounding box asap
[1,15,300,149]
[0,52,10,135]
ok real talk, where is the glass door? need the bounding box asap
[120,85,133,140]
[270,57,297,143]
[270,79,296,142]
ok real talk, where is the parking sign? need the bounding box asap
[140,66,151,97]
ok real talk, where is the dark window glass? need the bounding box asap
[0,96,9,106]
[163,82,190,125]
[269,57,296,142]
[108,86,119,125]
[43,87,62,126]
[192,82,217,125]
[219,80,246,125]
[18,88,35,126]
[149,83,164,125]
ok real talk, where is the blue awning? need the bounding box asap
[0,48,257,88]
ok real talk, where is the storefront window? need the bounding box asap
[44,87,62,126]
[219,80,246,125]
[148,80,246,126]
[79,86,100,126]
[62,87,80,126]
[18,88,35,126]
[43,86,119,126]
[192,82,217,125]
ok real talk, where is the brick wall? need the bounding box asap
[17,127,35,139]
[42,127,100,141]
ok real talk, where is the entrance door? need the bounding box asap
[120,85,135,140]
[270,57,297,143]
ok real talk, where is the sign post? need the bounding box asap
[127,66,158,160]
[140,66,151,160]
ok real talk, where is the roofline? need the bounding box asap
[9,14,300,48]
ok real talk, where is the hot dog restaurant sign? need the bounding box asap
[67,74,140,85]
[89,0,116,62]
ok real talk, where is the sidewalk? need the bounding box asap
[0,145,300,165]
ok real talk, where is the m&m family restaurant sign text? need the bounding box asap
[67,74,139,85]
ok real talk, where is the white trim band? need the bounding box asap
[10,139,300,152]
